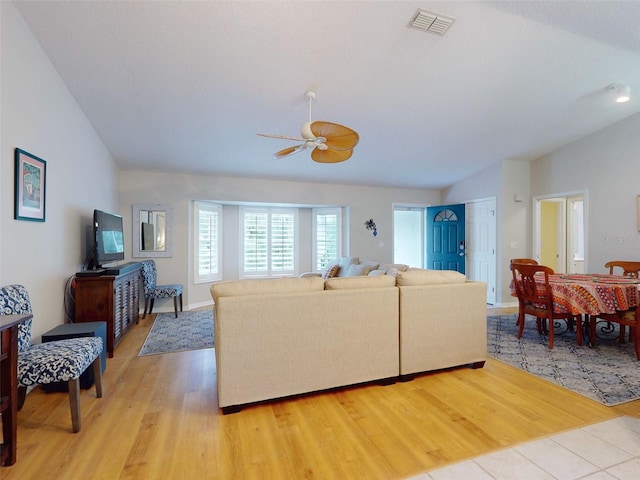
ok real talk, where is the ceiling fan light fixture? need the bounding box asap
[258,90,359,162]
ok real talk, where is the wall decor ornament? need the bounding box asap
[14,148,46,222]
[365,218,377,237]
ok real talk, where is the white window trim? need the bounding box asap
[239,206,298,278]
[194,201,222,283]
[312,207,342,272]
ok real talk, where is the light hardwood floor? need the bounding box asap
[3,307,640,479]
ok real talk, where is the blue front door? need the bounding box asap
[426,203,466,274]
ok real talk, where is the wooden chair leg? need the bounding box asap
[632,326,640,360]
[149,298,155,315]
[179,293,183,312]
[619,325,627,344]
[68,378,81,433]
[143,297,149,318]
[93,358,103,398]
[173,296,179,318]
[575,315,583,346]
[17,386,27,411]
[517,313,526,338]
[588,315,596,347]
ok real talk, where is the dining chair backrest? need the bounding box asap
[510,262,555,311]
[0,283,33,353]
[605,261,640,278]
[510,258,538,265]
[140,260,158,292]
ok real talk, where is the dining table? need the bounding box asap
[510,272,640,341]
[510,272,640,315]
[537,273,640,317]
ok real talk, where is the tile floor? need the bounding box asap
[407,416,640,480]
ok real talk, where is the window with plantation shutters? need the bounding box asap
[241,207,297,277]
[313,208,341,271]
[194,201,221,283]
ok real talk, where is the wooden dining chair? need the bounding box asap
[510,258,538,265]
[590,307,640,360]
[509,259,539,325]
[510,262,583,349]
[602,261,640,342]
[605,261,640,278]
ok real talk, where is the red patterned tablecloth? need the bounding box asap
[511,273,640,315]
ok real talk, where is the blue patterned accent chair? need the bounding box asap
[0,284,103,433]
[140,260,183,318]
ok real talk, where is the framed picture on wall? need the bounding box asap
[14,148,47,222]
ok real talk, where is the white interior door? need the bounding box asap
[466,198,496,305]
[534,193,586,274]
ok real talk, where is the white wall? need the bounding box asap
[443,159,529,306]
[118,171,439,310]
[531,112,640,275]
[444,111,640,306]
[1,2,119,339]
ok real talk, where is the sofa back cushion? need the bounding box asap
[211,276,324,303]
[396,269,466,286]
[324,275,396,290]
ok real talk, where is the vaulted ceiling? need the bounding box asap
[14,1,640,189]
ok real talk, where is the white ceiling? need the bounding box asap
[13,1,640,189]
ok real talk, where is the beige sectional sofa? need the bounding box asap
[396,269,487,376]
[210,270,486,413]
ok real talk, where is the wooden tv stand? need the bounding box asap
[74,263,141,357]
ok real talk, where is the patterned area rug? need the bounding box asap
[488,314,640,406]
[138,310,214,356]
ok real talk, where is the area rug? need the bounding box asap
[488,314,640,406]
[138,310,214,356]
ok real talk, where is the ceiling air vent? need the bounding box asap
[408,9,455,36]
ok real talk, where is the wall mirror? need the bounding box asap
[132,203,173,257]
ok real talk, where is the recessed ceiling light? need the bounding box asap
[609,83,631,103]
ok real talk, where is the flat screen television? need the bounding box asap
[90,209,125,269]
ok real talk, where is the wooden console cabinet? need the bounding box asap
[74,265,141,357]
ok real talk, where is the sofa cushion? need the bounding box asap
[368,269,386,276]
[211,276,324,303]
[336,256,359,277]
[396,269,466,286]
[346,264,371,276]
[324,275,396,290]
[378,263,410,273]
[322,263,341,279]
[358,260,380,271]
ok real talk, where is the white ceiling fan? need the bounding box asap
[258,90,359,163]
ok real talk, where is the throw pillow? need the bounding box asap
[358,260,380,271]
[337,256,359,277]
[346,264,371,276]
[322,263,340,279]
[368,269,386,276]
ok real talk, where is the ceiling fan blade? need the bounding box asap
[273,144,307,159]
[310,121,359,151]
[257,133,305,142]
[311,147,353,163]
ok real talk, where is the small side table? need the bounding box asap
[41,322,107,391]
